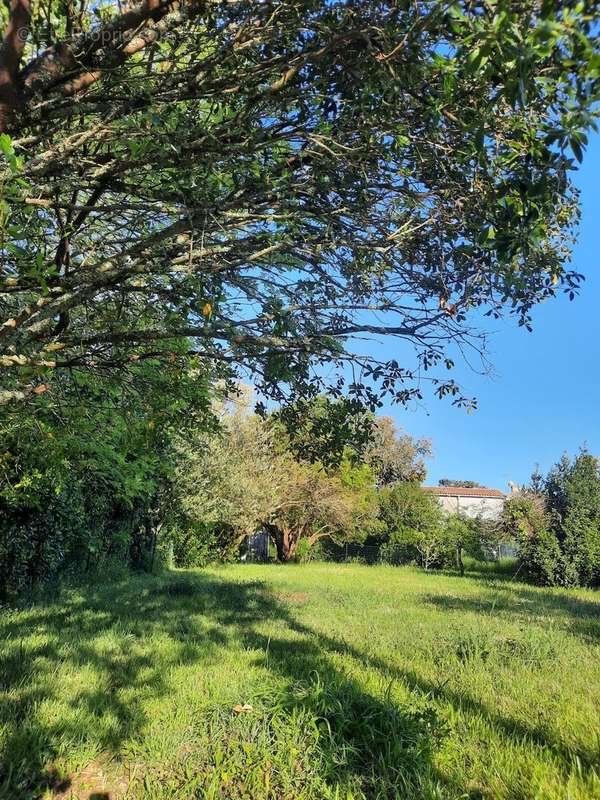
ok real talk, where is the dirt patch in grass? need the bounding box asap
[51,755,129,800]
[275,591,310,604]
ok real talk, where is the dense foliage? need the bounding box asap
[502,491,562,585]
[170,395,383,563]
[0,374,437,592]
[504,451,600,587]
[1,1,599,595]
[439,479,480,488]
[169,400,501,569]
[376,482,487,570]
[275,397,431,482]
[0,353,215,598]
[0,0,598,410]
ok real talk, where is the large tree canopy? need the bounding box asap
[171,393,381,562]
[0,0,598,406]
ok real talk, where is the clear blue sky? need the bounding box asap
[379,134,600,491]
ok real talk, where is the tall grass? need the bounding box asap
[1,564,599,799]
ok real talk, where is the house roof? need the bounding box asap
[422,486,506,499]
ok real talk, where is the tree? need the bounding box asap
[561,453,600,586]
[513,451,600,587]
[544,453,573,524]
[443,514,477,575]
[171,395,281,555]
[367,417,431,486]
[0,1,597,409]
[378,482,445,568]
[502,491,562,585]
[379,484,498,571]
[264,456,379,562]
[0,347,214,597]
[275,397,430,482]
[272,396,377,468]
[171,396,380,562]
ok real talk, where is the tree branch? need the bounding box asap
[0,0,31,131]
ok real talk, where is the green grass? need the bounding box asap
[1,564,600,799]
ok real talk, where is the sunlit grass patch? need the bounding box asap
[1,564,599,799]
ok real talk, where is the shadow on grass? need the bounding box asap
[423,582,600,644]
[463,557,521,580]
[0,572,445,799]
[2,570,597,799]
[280,616,600,774]
[435,558,522,585]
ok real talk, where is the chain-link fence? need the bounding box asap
[243,535,518,565]
[313,541,518,565]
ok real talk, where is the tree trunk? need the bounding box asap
[278,529,298,562]
[0,0,31,133]
[455,544,465,576]
[265,522,297,562]
[149,523,158,572]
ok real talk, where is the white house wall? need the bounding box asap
[435,495,504,520]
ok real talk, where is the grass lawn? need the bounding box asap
[1,563,599,799]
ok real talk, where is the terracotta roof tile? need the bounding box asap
[422,486,506,499]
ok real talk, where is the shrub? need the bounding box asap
[0,358,213,598]
[502,493,562,586]
[507,452,600,588]
[379,536,418,566]
[378,485,448,569]
[167,518,240,568]
[560,453,600,587]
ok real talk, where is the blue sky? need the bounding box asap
[378,134,600,491]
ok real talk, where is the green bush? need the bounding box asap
[167,518,240,567]
[560,454,600,587]
[0,483,147,599]
[378,537,418,566]
[377,483,447,569]
[502,493,562,586]
[292,538,313,563]
[505,452,600,588]
[0,358,213,598]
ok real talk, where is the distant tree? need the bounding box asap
[502,491,562,585]
[171,397,380,563]
[272,396,375,468]
[443,514,484,576]
[561,453,600,586]
[514,450,600,587]
[378,483,438,534]
[378,483,444,568]
[529,466,545,495]
[265,456,380,562]
[544,453,573,523]
[411,520,449,571]
[171,399,283,554]
[367,417,431,487]
[275,397,430,485]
